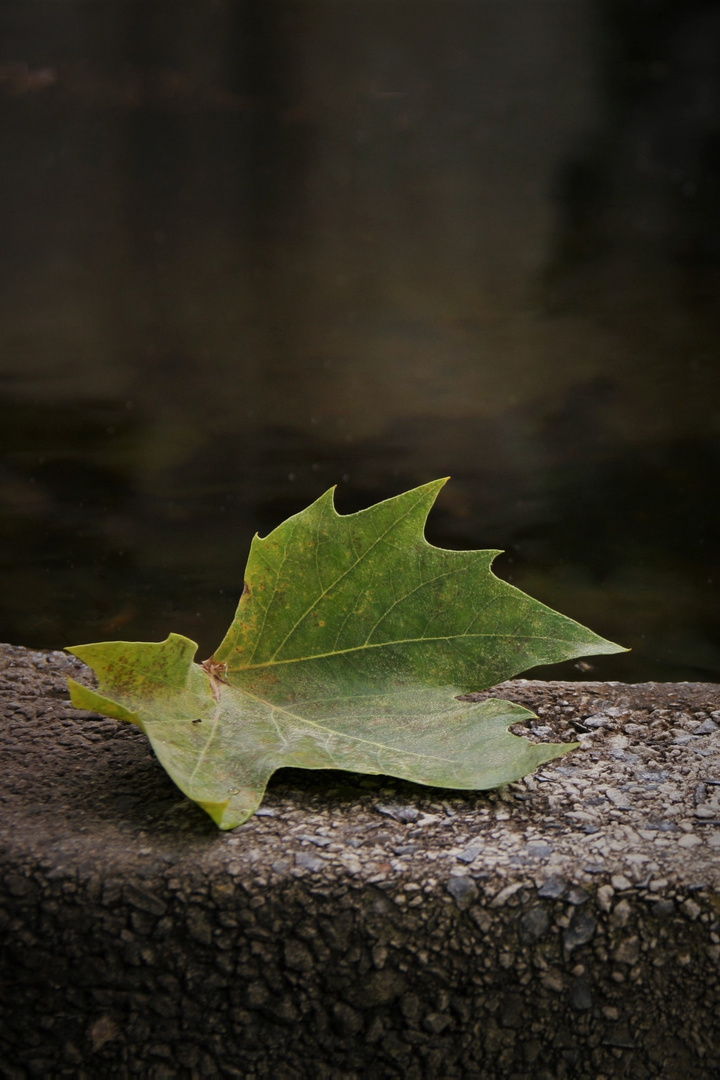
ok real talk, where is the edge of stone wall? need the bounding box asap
[2,643,720,1079]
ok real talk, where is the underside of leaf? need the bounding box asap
[67,480,625,828]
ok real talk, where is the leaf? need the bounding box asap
[67,479,625,828]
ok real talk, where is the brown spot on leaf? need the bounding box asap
[201,657,230,702]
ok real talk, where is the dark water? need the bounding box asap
[2,1,720,683]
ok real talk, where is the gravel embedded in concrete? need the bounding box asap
[2,643,720,1078]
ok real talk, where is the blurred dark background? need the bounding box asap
[2,0,720,682]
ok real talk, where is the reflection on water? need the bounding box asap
[2,1,720,682]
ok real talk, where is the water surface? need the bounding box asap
[2,1,720,682]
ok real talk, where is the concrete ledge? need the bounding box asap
[2,642,720,1078]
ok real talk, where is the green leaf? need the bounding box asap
[67,479,626,828]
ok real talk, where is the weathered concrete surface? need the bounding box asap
[2,642,720,1079]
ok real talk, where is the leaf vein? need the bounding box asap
[238,631,589,670]
[265,491,429,663]
[239,687,459,764]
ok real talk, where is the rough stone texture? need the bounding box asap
[2,642,720,1079]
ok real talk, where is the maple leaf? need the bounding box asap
[67,479,625,829]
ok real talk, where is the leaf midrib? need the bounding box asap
[239,685,461,765]
[232,629,583,672]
